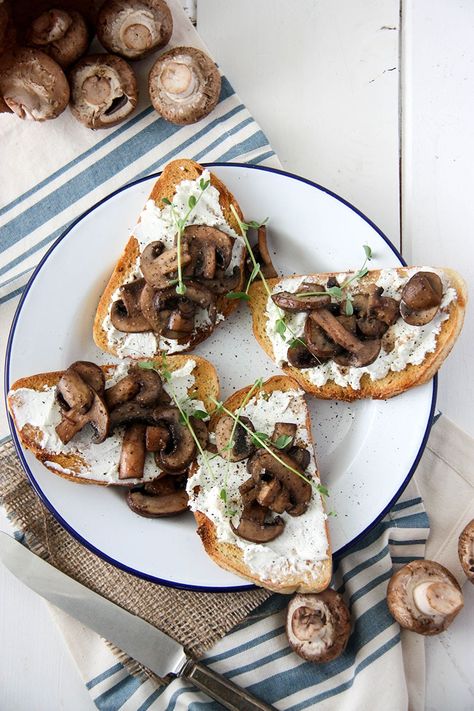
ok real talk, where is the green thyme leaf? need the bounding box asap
[317,484,329,497]
[248,219,268,230]
[275,318,287,336]
[357,267,369,279]
[327,510,337,517]
[227,509,237,517]
[326,285,343,299]
[188,195,197,209]
[219,488,227,503]
[248,262,260,284]
[273,434,293,450]
[138,361,155,370]
[288,337,306,349]
[199,178,210,191]
[363,244,373,260]
[226,291,250,301]
[191,410,208,420]
[162,197,172,205]
[344,298,354,316]
[175,283,187,295]
[179,412,186,424]
[252,432,270,447]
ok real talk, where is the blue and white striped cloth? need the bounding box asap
[0,3,436,709]
[46,483,428,711]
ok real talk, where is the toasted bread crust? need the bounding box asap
[191,376,332,594]
[248,268,467,401]
[7,355,220,487]
[93,159,245,357]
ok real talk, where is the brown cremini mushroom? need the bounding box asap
[119,423,146,479]
[111,279,151,332]
[231,501,285,543]
[97,0,172,60]
[255,225,278,278]
[387,560,464,635]
[153,405,196,472]
[214,414,255,462]
[140,240,192,289]
[286,590,351,662]
[69,361,105,395]
[55,362,109,444]
[145,423,170,451]
[310,308,382,367]
[56,390,109,444]
[26,9,89,68]
[458,520,474,582]
[127,477,189,517]
[149,46,221,125]
[69,53,138,129]
[182,225,235,280]
[0,47,69,120]
[272,283,330,312]
[400,271,443,326]
[247,449,312,516]
[286,343,320,369]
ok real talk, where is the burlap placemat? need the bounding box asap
[0,439,270,682]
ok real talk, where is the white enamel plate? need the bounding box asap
[5,164,435,591]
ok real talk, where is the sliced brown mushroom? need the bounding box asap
[310,309,381,368]
[304,314,340,360]
[387,560,464,635]
[256,478,290,514]
[69,361,105,395]
[247,449,312,516]
[56,391,109,444]
[286,590,351,662]
[57,369,93,414]
[107,366,164,416]
[182,225,234,280]
[272,283,330,312]
[215,414,255,462]
[119,423,146,479]
[354,286,400,337]
[287,445,311,471]
[111,279,151,332]
[286,343,320,369]
[69,53,138,129]
[0,47,69,120]
[97,0,172,61]
[109,401,155,430]
[154,405,196,472]
[140,240,192,289]
[231,502,285,543]
[149,46,221,125]
[189,416,209,450]
[145,423,170,451]
[199,266,241,295]
[26,9,89,68]
[458,520,474,582]
[256,225,278,278]
[400,271,443,326]
[271,422,297,450]
[127,478,189,518]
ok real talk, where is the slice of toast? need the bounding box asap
[7,355,219,487]
[248,267,467,401]
[93,159,245,358]
[188,376,332,594]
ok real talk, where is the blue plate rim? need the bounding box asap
[4,161,437,590]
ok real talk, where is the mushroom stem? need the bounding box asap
[119,423,146,479]
[413,581,463,617]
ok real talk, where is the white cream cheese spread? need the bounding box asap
[9,360,205,485]
[187,388,329,582]
[265,268,457,390]
[102,169,244,357]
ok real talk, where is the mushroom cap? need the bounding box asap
[0,47,69,120]
[148,46,221,125]
[286,590,351,663]
[387,560,464,635]
[69,53,138,129]
[97,0,172,60]
[214,414,255,462]
[400,271,443,326]
[26,9,89,68]
[458,519,474,582]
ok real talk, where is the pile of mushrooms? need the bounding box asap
[273,270,444,370]
[55,360,208,517]
[286,590,351,663]
[387,560,464,635]
[110,225,241,343]
[213,415,313,543]
[0,1,221,127]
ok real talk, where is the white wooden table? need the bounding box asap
[1,1,473,708]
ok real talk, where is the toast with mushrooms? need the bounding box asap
[93,158,246,358]
[7,355,219,498]
[187,376,332,594]
[248,267,467,401]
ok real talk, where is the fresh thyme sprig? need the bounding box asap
[294,245,373,316]
[162,176,210,296]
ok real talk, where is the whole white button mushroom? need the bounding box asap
[387,560,463,635]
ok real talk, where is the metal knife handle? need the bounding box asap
[181,659,276,711]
